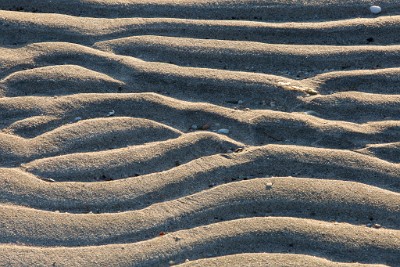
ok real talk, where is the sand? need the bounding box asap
[0,0,399,266]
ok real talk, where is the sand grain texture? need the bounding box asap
[0,0,399,266]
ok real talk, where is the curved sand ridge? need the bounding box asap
[2,10,400,45]
[1,218,399,266]
[1,0,400,20]
[0,1,399,266]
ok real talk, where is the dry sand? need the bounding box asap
[0,0,399,266]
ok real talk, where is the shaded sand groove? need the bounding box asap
[1,0,400,266]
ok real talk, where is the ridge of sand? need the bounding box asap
[1,217,399,266]
[177,253,389,267]
[1,178,399,247]
[1,0,400,20]
[1,0,399,266]
[2,10,400,46]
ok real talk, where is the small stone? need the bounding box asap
[200,123,210,130]
[270,101,276,108]
[304,110,320,116]
[41,178,56,182]
[366,37,374,43]
[217,128,230,134]
[190,124,198,130]
[169,260,175,266]
[266,182,273,189]
[74,117,82,121]
[226,149,233,153]
[278,81,291,86]
[185,259,190,263]
[234,147,244,153]
[370,5,381,14]
[304,88,318,95]
[107,110,115,116]
[238,100,244,104]
[372,224,382,229]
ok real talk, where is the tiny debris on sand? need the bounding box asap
[370,5,382,14]
[217,128,230,134]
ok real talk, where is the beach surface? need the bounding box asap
[0,0,399,266]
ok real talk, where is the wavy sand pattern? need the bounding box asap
[0,1,399,266]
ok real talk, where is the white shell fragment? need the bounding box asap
[278,81,291,86]
[370,5,382,14]
[217,128,230,134]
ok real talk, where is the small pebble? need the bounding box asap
[238,100,244,104]
[304,88,318,95]
[169,260,175,266]
[270,101,276,108]
[74,117,82,122]
[217,128,230,134]
[366,37,374,43]
[42,178,56,182]
[190,124,198,130]
[372,224,382,229]
[185,259,190,263]
[266,182,273,189]
[278,81,291,86]
[200,123,210,130]
[107,110,115,116]
[304,110,320,116]
[234,147,244,153]
[370,5,381,14]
